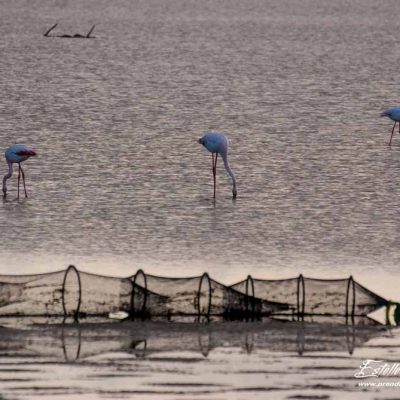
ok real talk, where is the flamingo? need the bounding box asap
[381,107,400,146]
[198,132,237,199]
[2,145,36,199]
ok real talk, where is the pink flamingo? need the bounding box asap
[198,132,237,199]
[381,107,400,146]
[2,145,36,199]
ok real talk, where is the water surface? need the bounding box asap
[0,319,398,400]
[1,2,400,397]
[1,0,400,289]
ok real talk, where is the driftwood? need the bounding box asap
[44,24,96,39]
[44,23,58,37]
[86,24,95,38]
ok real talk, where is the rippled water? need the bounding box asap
[2,1,400,398]
[1,0,400,288]
[0,319,399,400]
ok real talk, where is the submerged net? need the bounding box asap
[0,267,390,319]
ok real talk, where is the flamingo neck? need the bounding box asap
[221,151,237,197]
[2,161,13,196]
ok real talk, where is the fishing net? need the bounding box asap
[232,276,298,314]
[0,267,389,319]
[230,275,389,316]
[130,271,288,318]
[0,270,66,316]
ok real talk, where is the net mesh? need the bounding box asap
[78,271,132,315]
[208,278,288,318]
[141,274,201,316]
[0,270,65,316]
[303,278,349,314]
[132,273,290,318]
[231,277,298,314]
[0,267,389,318]
[231,275,388,316]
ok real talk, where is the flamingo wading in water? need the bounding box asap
[198,132,237,199]
[381,107,400,146]
[2,145,36,199]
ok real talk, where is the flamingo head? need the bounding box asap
[198,137,209,151]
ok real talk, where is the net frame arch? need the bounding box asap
[61,265,82,318]
[297,274,305,317]
[131,269,148,317]
[245,275,255,317]
[345,275,356,319]
[197,272,212,318]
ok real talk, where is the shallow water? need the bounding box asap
[0,319,399,400]
[1,0,400,290]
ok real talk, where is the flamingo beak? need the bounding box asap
[197,138,203,145]
[381,111,389,117]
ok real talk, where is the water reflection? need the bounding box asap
[0,317,387,362]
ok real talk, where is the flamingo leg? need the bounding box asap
[17,163,21,199]
[389,122,397,146]
[212,153,218,199]
[212,153,216,198]
[20,165,27,197]
[214,153,218,199]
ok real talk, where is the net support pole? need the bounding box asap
[245,275,255,319]
[197,272,212,319]
[345,275,355,321]
[393,303,400,326]
[61,265,82,321]
[297,274,305,319]
[385,301,396,326]
[131,269,148,319]
[385,304,390,325]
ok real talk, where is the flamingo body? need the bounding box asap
[381,107,400,122]
[381,107,400,145]
[3,145,36,198]
[199,132,227,154]
[5,145,36,164]
[198,132,237,199]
